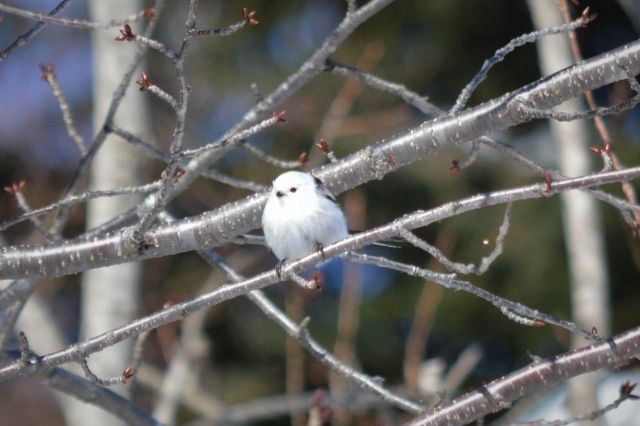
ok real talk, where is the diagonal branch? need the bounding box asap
[405,325,640,426]
[0,0,75,62]
[0,2,154,30]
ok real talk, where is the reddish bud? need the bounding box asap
[122,366,135,380]
[115,24,135,41]
[592,326,598,334]
[544,172,553,195]
[162,301,173,310]
[312,389,325,406]
[274,110,287,123]
[136,72,150,91]
[386,155,396,165]
[311,389,332,423]
[449,160,461,176]
[312,272,322,290]
[173,168,186,182]
[316,139,330,153]
[4,180,25,194]
[580,7,598,25]
[589,147,602,154]
[39,63,55,81]
[620,381,638,399]
[298,152,308,164]
[532,319,546,328]
[243,8,259,26]
[142,8,156,20]
[604,142,613,153]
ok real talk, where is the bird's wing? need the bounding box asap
[312,175,338,203]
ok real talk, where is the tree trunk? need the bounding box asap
[527,0,611,421]
[67,1,150,425]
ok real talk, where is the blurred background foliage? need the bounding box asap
[1,0,639,424]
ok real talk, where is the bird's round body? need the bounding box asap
[262,171,349,261]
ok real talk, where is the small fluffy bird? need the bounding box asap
[262,171,348,263]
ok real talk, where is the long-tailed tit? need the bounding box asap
[262,171,348,270]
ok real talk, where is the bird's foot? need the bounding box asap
[275,259,287,279]
[315,243,326,261]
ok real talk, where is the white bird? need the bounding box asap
[262,171,348,268]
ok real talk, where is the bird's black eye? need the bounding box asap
[290,187,297,193]
[276,190,284,198]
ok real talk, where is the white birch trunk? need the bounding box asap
[67,1,150,425]
[527,1,611,421]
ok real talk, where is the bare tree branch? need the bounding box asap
[405,326,640,426]
[0,2,155,30]
[0,0,75,62]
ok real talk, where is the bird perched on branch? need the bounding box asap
[262,171,348,274]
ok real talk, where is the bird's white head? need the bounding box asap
[269,171,319,205]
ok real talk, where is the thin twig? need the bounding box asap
[559,0,640,227]
[0,182,162,232]
[0,3,155,30]
[0,0,75,62]
[240,141,304,169]
[309,42,386,170]
[478,137,640,228]
[188,9,256,37]
[326,60,442,116]
[180,111,287,158]
[133,110,285,236]
[450,141,481,174]
[0,279,38,311]
[18,332,31,364]
[135,72,179,110]
[108,125,267,192]
[315,139,339,163]
[77,355,127,386]
[132,34,177,61]
[41,63,86,155]
[515,86,640,121]
[126,330,150,399]
[451,8,596,113]
[49,0,165,236]
[0,304,26,350]
[3,181,49,236]
[346,252,590,339]
[398,204,511,275]
[199,249,423,414]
